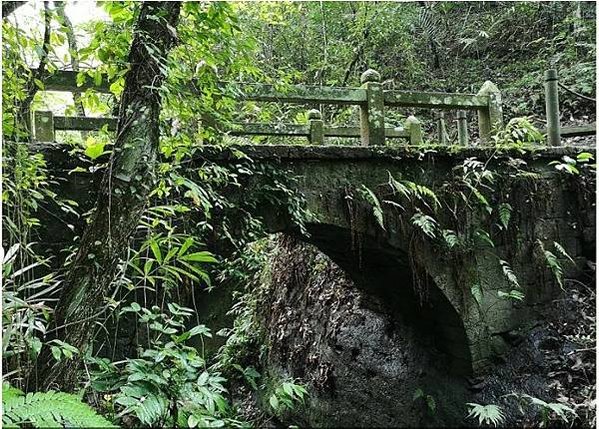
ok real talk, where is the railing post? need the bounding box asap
[33,110,55,141]
[307,109,324,145]
[436,111,447,145]
[359,69,385,146]
[544,69,561,146]
[405,115,423,145]
[476,81,503,144]
[457,110,469,146]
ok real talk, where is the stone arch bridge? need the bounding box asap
[38,142,595,377]
[28,67,596,377]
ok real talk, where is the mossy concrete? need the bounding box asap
[199,144,596,375]
[34,143,596,376]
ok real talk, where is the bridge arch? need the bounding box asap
[272,222,475,375]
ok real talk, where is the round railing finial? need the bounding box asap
[307,109,322,120]
[360,69,381,84]
[544,69,558,82]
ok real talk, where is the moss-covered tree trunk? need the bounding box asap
[30,1,181,392]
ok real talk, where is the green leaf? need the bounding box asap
[499,260,520,288]
[413,388,424,401]
[498,290,525,301]
[144,259,154,276]
[498,203,512,229]
[188,325,212,338]
[471,284,483,305]
[188,414,199,428]
[466,403,505,427]
[553,241,575,264]
[179,251,217,263]
[149,239,163,263]
[576,152,594,163]
[359,185,385,230]
[76,72,87,87]
[269,394,279,411]
[83,136,106,160]
[474,229,495,248]
[51,346,62,361]
[178,237,194,256]
[2,386,117,427]
[163,246,178,263]
[442,229,459,249]
[411,212,437,239]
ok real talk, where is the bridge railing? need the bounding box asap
[31,68,503,146]
[228,69,502,146]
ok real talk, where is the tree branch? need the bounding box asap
[558,82,596,103]
[2,1,27,18]
[17,1,50,141]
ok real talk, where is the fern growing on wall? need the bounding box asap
[2,383,116,428]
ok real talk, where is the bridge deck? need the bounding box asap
[196,144,596,162]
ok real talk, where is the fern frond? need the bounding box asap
[387,172,410,200]
[553,241,575,265]
[544,249,564,289]
[499,260,520,288]
[506,393,577,425]
[386,173,440,210]
[415,184,441,209]
[466,403,505,427]
[442,229,460,249]
[411,212,438,239]
[358,185,385,230]
[466,183,491,213]
[498,203,512,229]
[2,385,116,428]
[498,289,525,302]
[537,240,565,289]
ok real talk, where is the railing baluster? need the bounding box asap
[405,115,423,145]
[33,111,55,142]
[457,110,469,146]
[359,69,385,146]
[477,81,503,144]
[308,109,324,145]
[436,112,447,145]
[544,69,561,146]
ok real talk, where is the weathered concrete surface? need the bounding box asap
[196,144,596,375]
[34,143,596,376]
[257,235,470,427]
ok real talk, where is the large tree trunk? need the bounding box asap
[30,1,181,392]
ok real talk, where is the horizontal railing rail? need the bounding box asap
[540,123,596,138]
[54,116,117,131]
[383,91,488,109]
[229,124,409,138]
[34,110,423,145]
[236,83,367,105]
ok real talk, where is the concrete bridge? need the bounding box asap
[37,142,596,377]
[196,144,596,375]
[27,67,596,377]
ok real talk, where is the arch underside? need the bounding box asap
[296,223,473,376]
